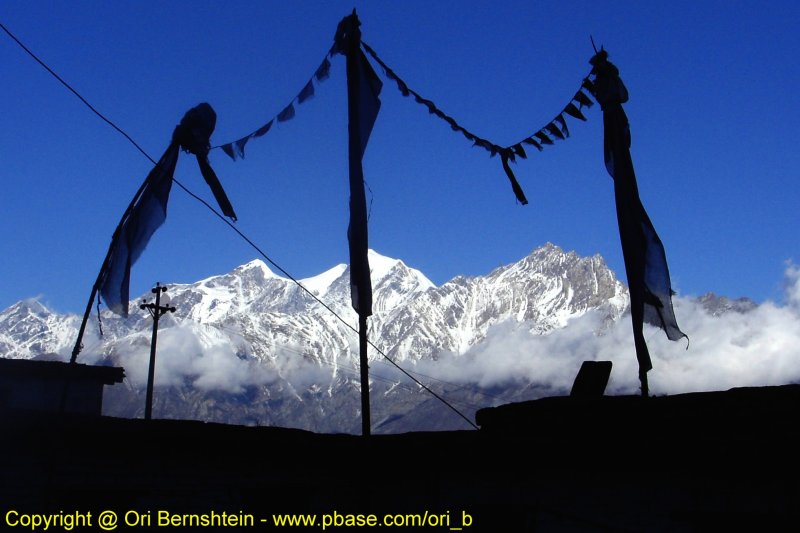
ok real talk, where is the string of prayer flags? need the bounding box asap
[506,79,594,159]
[360,40,597,205]
[497,81,595,206]
[360,41,504,157]
[216,52,334,161]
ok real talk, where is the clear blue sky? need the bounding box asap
[2,1,799,314]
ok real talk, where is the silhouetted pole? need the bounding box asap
[141,283,176,420]
[358,314,370,437]
[591,49,688,398]
[338,9,380,437]
[639,369,649,398]
[346,18,372,436]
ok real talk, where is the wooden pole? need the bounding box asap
[343,10,373,437]
[359,314,371,436]
[144,283,163,420]
[640,368,649,398]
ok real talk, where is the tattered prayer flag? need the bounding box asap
[564,102,587,121]
[234,136,249,159]
[590,50,686,391]
[574,90,594,109]
[298,80,315,104]
[396,78,410,96]
[444,116,460,131]
[277,103,296,122]
[512,143,527,159]
[315,57,331,82]
[500,152,528,205]
[523,137,543,151]
[473,139,489,151]
[183,105,238,222]
[546,122,566,141]
[99,146,177,316]
[221,144,236,161]
[556,114,569,138]
[354,52,382,155]
[535,131,554,145]
[337,13,383,318]
[99,103,236,317]
[253,120,273,138]
[382,66,398,82]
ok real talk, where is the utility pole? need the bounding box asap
[140,283,176,420]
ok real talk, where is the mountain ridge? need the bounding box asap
[0,243,754,433]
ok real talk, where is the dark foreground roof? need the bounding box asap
[0,358,124,384]
[477,384,800,433]
[2,384,798,531]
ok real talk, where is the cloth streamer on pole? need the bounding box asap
[72,103,236,362]
[334,9,382,436]
[98,103,237,317]
[590,50,687,396]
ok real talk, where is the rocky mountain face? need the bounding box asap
[0,298,79,359]
[1,244,632,432]
[696,293,757,316]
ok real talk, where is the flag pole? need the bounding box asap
[358,314,371,437]
[340,9,376,436]
[345,10,371,437]
[590,49,686,397]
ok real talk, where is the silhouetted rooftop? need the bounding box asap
[2,384,797,531]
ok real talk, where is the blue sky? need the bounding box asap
[1,1,799,314]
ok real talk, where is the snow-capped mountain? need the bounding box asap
[0,298,79,359]
[1,244,629,432]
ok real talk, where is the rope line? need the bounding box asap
[361,39,595,157]
[1,22,155,164]
[2,21,478,429]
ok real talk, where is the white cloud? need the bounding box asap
[103,265,800,403]
[417,265,800,397]
[784,262,800,311]
[112,322,276,394]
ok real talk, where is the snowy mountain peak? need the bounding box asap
[1,297,49,319]
[299,263,347,296]
[233,259,280,280]
[367,249,434,289]
[0,298,77,360]
[366,249,403,281]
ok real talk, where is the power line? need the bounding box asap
[2,21,479,430]
[1,22,154,165]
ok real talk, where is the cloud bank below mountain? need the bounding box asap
[419,264,800,396]
[108,263,800,403]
